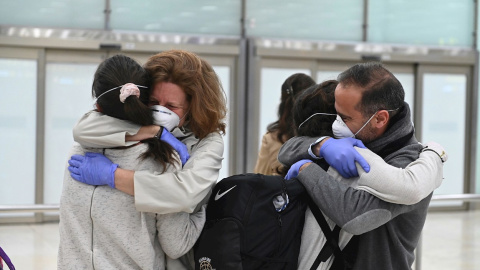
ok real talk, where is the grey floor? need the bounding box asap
[0,209,479,270]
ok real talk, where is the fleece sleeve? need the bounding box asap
[298,162,429,235]
[330,147,443,205]
[72,111,141,148]
[278,136,321,166]
[134,132,224,214]
[156,205,206,259]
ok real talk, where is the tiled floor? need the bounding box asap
[0,210,479,270]
[418,209,480,270]
[0,222,59,269]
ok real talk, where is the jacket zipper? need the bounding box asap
[276,213,283,255]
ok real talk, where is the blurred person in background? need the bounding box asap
[254,73,315,175]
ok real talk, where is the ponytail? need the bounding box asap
[93,54,180,171]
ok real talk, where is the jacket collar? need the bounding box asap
[365,102,418,159]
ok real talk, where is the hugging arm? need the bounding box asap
[73,111,141,148]
[297,163,423,235]
[156,205,206,259]
[72,111,224,214]
[351,145,445,205]
[296,142,445,233]
[278,136,320,167]
[134,133,223,213]
[279,136,370,178]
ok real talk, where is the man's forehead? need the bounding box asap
[335,84,362,111]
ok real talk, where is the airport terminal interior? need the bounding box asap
[1,0,480,269]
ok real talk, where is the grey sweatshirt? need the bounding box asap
[58,142,205,270]
[279,102,429,270]
[297,146,443,270]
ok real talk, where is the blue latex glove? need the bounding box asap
[159,128,190,166]
[319,137,370,178]
[285,159,312,180]
[68,152,118,188]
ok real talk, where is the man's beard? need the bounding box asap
[356,123,377,144]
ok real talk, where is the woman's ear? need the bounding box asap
[95,103,103,112]
[374,110,390,128]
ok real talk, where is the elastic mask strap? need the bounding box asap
[353,107,399,136]
[353,112,377,137]
[179,110,189,123]
[298,112,337,130]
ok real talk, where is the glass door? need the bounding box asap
[0,47,40,222]
[43,50,105,219]
[246,58,314,172]
[416,65,473,208]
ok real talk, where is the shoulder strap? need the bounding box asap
[307,198,348,270]
[0,246,15,270]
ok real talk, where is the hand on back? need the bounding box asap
[319,137,370,178]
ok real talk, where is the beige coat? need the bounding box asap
[254,132,284,175]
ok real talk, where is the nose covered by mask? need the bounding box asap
[332,113,376,139]
[332,115,355,138]
[151,105,180,131]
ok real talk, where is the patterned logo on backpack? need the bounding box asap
[198,257,215,270]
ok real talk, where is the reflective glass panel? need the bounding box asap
[317,71,341,83]
[44,63,98,204]
[247,0,363,41]
[422,73,466,205]
[0,0,104,29]
[369,0,474,46]
[0,59,37,212]
[259,68,311,149]
[213,66,230,181]
[394,74,414,118]
[110,0,241,36]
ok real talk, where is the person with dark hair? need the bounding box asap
[66,50,226,268]
[279,62,447,269]
[286,80,446,269]
[58,54,205,269]
[254,73,315,175]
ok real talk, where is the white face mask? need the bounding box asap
[332,113,376,139]
[151,105,180,132]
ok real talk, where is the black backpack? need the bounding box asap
[193,173,307,270]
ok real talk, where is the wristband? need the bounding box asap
[154,127,163,139]
[308,136,329,159]
[421,148,447,163]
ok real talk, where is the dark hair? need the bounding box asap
[144,50,227,139]
[267,73,316,143]
[293,80,338,137]
[337,62,404,117]
[92,54,177,171]
[278,80,338,177]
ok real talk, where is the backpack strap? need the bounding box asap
[0,246,15,270]
[307,198,349,270]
